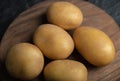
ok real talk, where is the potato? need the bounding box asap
[44,60,87,81]
[33,24,74,60]
[5,43,44,80]
[73,26,115,66]
[47,1,83,30]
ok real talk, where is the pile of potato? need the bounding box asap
[5,1,115,81]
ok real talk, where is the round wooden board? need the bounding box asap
[0,0,120,81]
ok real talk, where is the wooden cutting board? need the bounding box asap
[0,0,120,81]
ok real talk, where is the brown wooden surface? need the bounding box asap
[0,0,120,81]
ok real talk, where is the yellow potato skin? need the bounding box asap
[6,43,44,80]
[73,27,115,66]
[44,60,88,81]
[47,1,83,30]
[33,24,74,60]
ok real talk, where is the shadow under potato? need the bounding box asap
[68,48,96,69]
[41,13,49,24]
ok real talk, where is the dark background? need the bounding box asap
[0,0,120,41]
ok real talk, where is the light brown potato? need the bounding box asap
[33,24,74,60]
[44,60,88,81]
[47,1,83,30]
[73,26,115,66]
[6,43,44,80]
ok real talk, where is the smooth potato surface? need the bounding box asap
[47,1,83,30]
[33,24,74,60]
[6,43,44,80]
[73,27,115,66]
[44,60,88,81]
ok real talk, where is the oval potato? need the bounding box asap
[6,43,44,80]
[73,26,115,66]
[47,1,83,30]
[44,60,88,81]
[33,24,74,59]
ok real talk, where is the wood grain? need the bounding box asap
[0,0,120,81]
